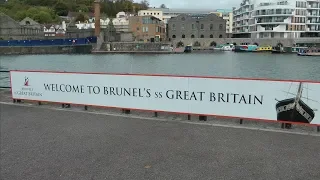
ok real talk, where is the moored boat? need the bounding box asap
[255,46,272,52]
[184,45,192,53]
[221,44,235,51]
[234,45,258,52]
[297,48,320,56]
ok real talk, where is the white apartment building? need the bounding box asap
[233,0,320,38]
[138,8,234,34]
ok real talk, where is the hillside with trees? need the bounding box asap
[0,0,150,24]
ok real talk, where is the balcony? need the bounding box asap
[307,20,320,23]
[307,5,320,9]
[307,13,320,16]
[307,28,320,31]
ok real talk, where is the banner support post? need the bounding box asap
[199,115,207,121]
[187,115,191,120]
[239,119,243,124]
[123,109,130,114]
[154,112,158,117]
[317,126,320,133]
[84,105,88,110]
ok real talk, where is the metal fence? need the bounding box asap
[0,70,10,89]
[0,37,97,46]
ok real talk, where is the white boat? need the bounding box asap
[213,44,234,51]
[221,44,234,51]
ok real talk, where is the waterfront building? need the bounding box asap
[211,9,234,35]
[232,0,320,38]
[167,14,227,40]
[128,16,166,42]
[0,13,43,40]
[138,8,233,34]
[75,12,131,32]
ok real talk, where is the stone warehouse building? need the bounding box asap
[167,14,227,41]
[0,13,43,40]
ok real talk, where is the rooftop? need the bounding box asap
[146,8,233,15]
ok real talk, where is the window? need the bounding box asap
[210,24,213,30]
[136,27,139,31]
[172,24,176,30]
[191,34,194,38]
[142,26,148,32]
[182,34,185,38]
[200,24,204,29]
[219,24,223,30]
[219,34,223,38]
[210,34,213,38]
[172,35,176,38]
[192,24,195,30]
[200,34,204,38]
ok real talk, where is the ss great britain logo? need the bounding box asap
[24,77,29,86]
[275,82,318,124]
[13,77,42,97]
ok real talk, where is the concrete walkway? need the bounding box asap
[1,104,320,180]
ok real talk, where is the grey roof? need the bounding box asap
[147,8,233,15]
[148,7,215,14]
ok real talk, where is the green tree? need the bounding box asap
[54,1,69,16]
[33,11,53,24]
[160,4,166,8]
[75,13,88,22]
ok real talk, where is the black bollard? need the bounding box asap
[17,99,21,103]
[84,106,88,110]
[281,123,285,129]
[154,112,158,117]
[239,119,243,124]
[38,102,41,105]
[62,104,65,108]
[187,114,191,120]
[285,123,292,129]
[317,126,320,133]
[124,109,130,114]
[199,116,207,121]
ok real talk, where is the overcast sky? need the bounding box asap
[136,0,240,9]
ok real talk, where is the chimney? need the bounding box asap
[94,0,101,37]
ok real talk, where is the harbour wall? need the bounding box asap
[100,42,172,51]
[0,45,93,55]
[170,38,320,47]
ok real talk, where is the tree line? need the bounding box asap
[0,0,151,24]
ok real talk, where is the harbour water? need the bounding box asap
[1,52,320,87]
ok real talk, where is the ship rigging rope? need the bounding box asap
[306,83,308,103]
[286,83,292,98]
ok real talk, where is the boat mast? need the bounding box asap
[295,82,303,104]
[290,82,303,121]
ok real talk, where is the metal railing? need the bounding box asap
[0,70,10,89]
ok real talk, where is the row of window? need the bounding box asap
[255,9,293,15]
[171,34,224,38]
[171,23,224,30]
[296,1,307,8]
[141,12,161,16]
[142,17,161,24]
[296,9,306,16]
[137,26,165,33]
